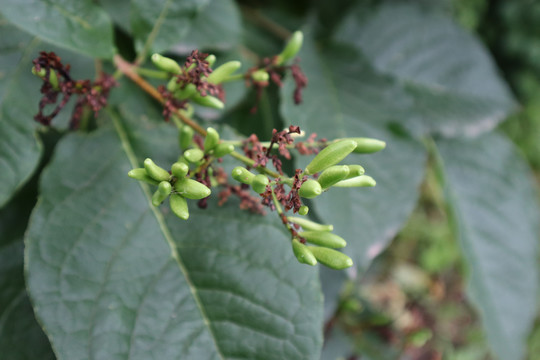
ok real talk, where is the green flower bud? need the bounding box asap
[231,166,255,185]
[144,158,170,182]
[212,143,235,158]
[152,181,172,206]
[347,137,386,154]
[204,127,220,152]
[32,66,59,90]
[171,162,189,178]
[317,165,350,189]
[151,53,181,74]
[292,239,317,266]
[298,205,309,216]
[346,165,365,178]
[192,94,224,109]
[174,178,211,199]
[299,231,346,248]
[184,148,204,163]
[178,103,194,118]
[170,194,189,220]
[251,69,269,82]
[298,179,322,199]
[305,139,357,175]
[251,174,269,194]
[128,168,159,185]
[334,175,376,188]
[174,83,197,100]
[206,54,217,67]
[287,217,333,232]
[308,246,353,270]
[166,77,179,92]
[276,31,303,65]
[207,61,242,84]
[179,125,194,150]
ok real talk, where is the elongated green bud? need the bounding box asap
[151,53,181,74]
[346,137,386,154]
[152,181,172,206]
[178,103,194,118]
[251,174,269,194]
[192,94,224,109]
[170,194,189,220]
[346,165,365,178]
[32,66,59,90]
[305,139,357,175]
[179,125,194,150]
[276,31,303,65]
[207,61,242,84]
[128,168,159,185]
[144,158,170,181]
[204,127,220,152]
[292,239,317,266]
[287,217,333,232]
[174,83,198,100]
[251,69,269,82]
[299,231,346,248]
[171,162,189,178]
[184,148,204,163]
[206,54,216,67]
[231,166,255,185]
[317,165,350,189]
[334,175,376,188]
[166,77,179,92]
[212,143,234,158]
[308,246,353,270]
[174,178,211,199]
[298,205,309,216]
[298,179,322,199]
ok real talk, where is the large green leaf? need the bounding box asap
[435,133,539,360]
[26,117,323,359]
[0,0,115,59]
[334,1,515,137]
[281,33,426,270]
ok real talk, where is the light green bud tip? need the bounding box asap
[298,205,309,216]
[206,54,216,67]
[277,31,303,65]
[204,127,220,152]
[151,53,181,74]
[251,69,269,83]
[144,158,170,182]
[298,179,322,199]
[348,137,386,154]
[212,143,235,158]
[32,66,59,89]
[207,61,242,84]
[333,175,376,188]
[308,246,353,270]
[179,125,194,150]
[128,168,159,185]
[152,181,172,206]
[170,194,189,220]
[292,239,317,266]
[287,216,333,232]
[346,165,365,178]
[317,165,350,189]
[251,174,269,194]
[193,94,224,109]
[171,162,189,178]
[232,166,255,185]
[299,231,346,249]
[174,178,211,199]
[174,83,198,100]
[305,139,357,175]
[184,148,204,163]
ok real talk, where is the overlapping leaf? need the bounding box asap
[25,116,323,359]
[0,0,115,58]
[436,133,539,360]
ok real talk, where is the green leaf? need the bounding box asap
[334,1,516,137]
[281,32,426,270]
[0,0,115,58]
[435,133,539,360]
[131,0,211,56]
[26,119,323,359]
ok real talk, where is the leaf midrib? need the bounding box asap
[109,110,225,360]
